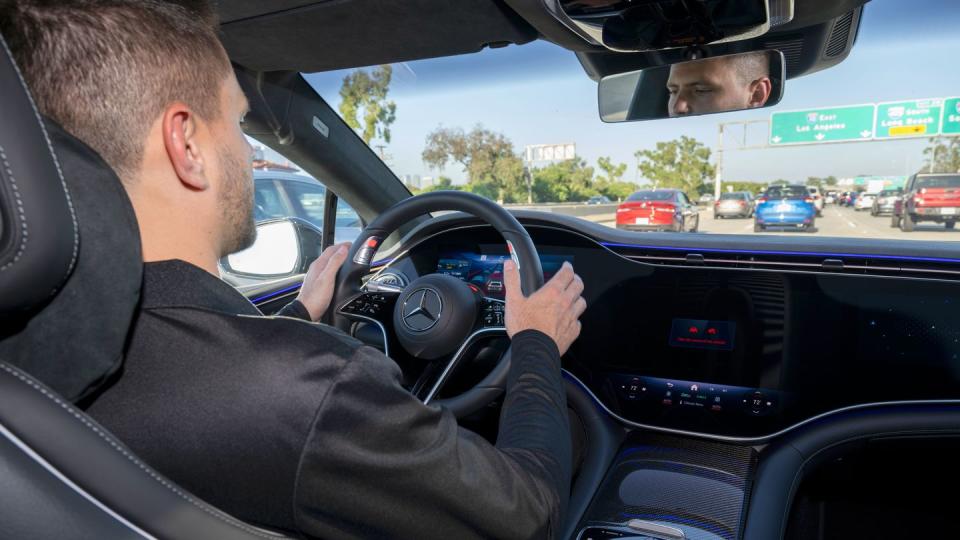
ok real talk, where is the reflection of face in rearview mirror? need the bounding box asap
[667,52,773,117]
[599,50,785,123]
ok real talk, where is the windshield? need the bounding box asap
[916,175,960,189]
[305,0,960,242]
[626,191,675,202]
[719,193,746,200]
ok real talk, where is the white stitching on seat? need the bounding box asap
[0,363,288,540]
[0,36,79,286]
[0,145,27,272]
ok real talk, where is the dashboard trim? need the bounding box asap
[561,369,960,444]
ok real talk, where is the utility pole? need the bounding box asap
[714,123,724,200]
[524,165,533,204]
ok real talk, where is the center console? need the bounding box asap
[575,432,757,540]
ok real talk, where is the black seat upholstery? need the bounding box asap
[0,34,289,540]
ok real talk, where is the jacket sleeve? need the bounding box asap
[293,329,572,540]
[273,299,313,321]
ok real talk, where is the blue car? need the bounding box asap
[754,185,817,232]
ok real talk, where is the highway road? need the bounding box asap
[593,204,960,242]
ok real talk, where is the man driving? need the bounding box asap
[1,1,584,538]
[667,51,773,117]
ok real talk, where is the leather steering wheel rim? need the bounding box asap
[332,191,544,417]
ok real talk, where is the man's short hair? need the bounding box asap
[726,51,770,86]
[0,0,230,181]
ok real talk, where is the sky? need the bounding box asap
[299,0,960,186]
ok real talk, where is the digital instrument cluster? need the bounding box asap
[436,249,573,299]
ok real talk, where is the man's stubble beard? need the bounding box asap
[218,143,257,258]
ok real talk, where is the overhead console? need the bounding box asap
[541,0,794,52]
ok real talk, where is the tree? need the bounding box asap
[634,136,715,194]
[922,136,960,173]
[422,125,525,202]
[593,157,636,201]
[723,180,768,194]
[339,65,397,144]
[418,176,458,193]
[531,159,595,203]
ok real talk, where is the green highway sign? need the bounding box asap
[770,105,875,145]
[875,99,943,139]
[943,97,960,135]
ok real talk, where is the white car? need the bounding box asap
[807,187,824,215]
[855,193,878,211]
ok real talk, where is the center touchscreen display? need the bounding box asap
[437,249,573,299]
[669,319,736,350]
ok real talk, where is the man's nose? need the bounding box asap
[673,96,691,116]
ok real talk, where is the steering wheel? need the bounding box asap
[332,191,544,417]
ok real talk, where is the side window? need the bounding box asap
[282,180,327,229]
[221,168,363,287]
[254,180,288,221]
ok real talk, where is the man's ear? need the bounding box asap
[748,77,773,109]
[162,103,209,191]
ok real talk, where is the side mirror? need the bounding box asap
[219,218,322,280]
[599,50,785,122]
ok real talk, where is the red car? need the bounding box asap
[891,173,960,232]
[616,189,700,232]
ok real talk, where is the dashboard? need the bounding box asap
[370,218,960,440]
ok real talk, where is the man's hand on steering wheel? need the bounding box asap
[503,259,585,356]
[297,242,352,321]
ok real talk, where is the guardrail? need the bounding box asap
[505,202,620,219]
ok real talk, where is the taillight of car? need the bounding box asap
[654,205,675,213]
[804,197,814,204]
[757,197,767,203]
[738,201,746,206]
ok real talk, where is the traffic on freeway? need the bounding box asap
[599,176,960,241]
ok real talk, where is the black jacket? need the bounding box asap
[86,260,572,539]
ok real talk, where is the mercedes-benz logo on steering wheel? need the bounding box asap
[401,288,443,332]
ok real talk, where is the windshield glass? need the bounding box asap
[916,175,960,189]
[305,0,959,242]
[763,186,809,199]
[719,193,746,200]
[626,190,674,202]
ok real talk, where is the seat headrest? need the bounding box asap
[0,36,77,314]
[0,35,143,403]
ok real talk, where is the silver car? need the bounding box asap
[713,191,754,219]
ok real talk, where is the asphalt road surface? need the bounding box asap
[596,205,960,242]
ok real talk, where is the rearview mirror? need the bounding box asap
[599,50,784,123]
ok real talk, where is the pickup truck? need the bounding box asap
[891,173,960,232]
